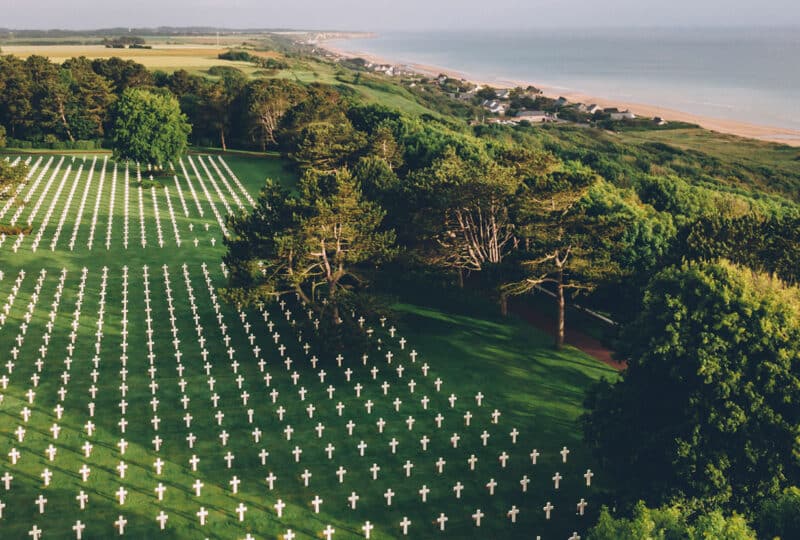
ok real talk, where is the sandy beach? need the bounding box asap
[322,40,800,147]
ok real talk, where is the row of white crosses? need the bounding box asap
[0,269,26,329]
[183,157,228,237]
[105,162,118,250]
[6,156,50,227]
[216,262,536,537]
[123,162,130,249]
[3,267,91,540]
[206,155,246,211]
[5,269,47,382]
[30,162,75,251]
[197,262,350,539]
[49,160,85,251]
[195,155,234,217]
[24,157,65,229]
[138,178,147,248]
[2,154,247,253]
[217,155,257,207]
[163,186,182,246]
[260,276,597,537]
[0,156,39,221]
[68,156,97,251]
[3,269,69,539]
[171,172,190,218]
[86,156,108,250]
[21,157,54,206]
[151,186,165,247]
[176,160,204,218]
[5,260,591,538]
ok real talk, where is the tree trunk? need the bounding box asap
[499,292,508,317]
[220,128,227,151]
[556,269,565,350]
[58,101,75,142]
[457,268,464,289]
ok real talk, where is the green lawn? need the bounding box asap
[0,152,615,539]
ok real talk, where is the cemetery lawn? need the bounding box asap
[0,152,616,539]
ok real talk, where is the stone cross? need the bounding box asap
[436,513,448,531]
[266,472,277,490]
[362,521,374,539]
[35,494,47,513]
[509,505,521,522]
[301,469,312,487]
[156,511,169,530]
[348,491,359,509]
[116,486,128,505]
[486,478,498,495]
[499,452,510,468]
[520,475,531,492]
[275,499,286,517]
[419,484,430,502]
[584,469,594,486]
[453,482,464,498]
[229,476,241,494]
[577,498,588,516]
[553,472,563,489]
[543,502,554,520]
[114,516,127,534]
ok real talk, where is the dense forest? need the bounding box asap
[1,51,799,538]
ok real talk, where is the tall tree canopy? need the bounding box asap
[589,502,756,540]
[504,161,617,348]
[223,170,396,320]
[583,260,800,512]
[110,88,191,166]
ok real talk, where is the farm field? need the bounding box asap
[0,42,438,117]
[0,44,258,74]
[0,152,615,539]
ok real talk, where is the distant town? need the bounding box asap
[312,40,669,129]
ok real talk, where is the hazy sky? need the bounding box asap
[4,0,800,31]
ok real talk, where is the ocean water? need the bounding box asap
[330,28,800,131]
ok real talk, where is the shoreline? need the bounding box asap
[322,38,800,147]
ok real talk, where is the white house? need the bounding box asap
[515,110,552,123]
[483,100,507,115]
[579,103,602,114]
[607,108,637,120]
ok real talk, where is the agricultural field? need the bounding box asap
[0,44,258,74]
[0,152,615,539]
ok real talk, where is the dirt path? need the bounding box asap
[511,299,627,371]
